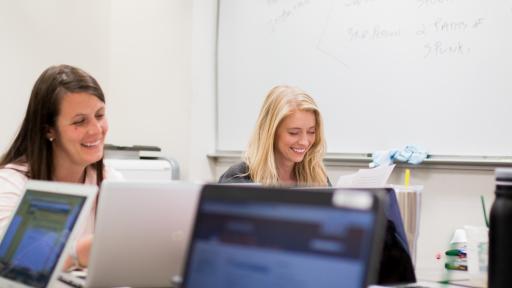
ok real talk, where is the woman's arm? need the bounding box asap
[63,234,93,270]
[0,168,28,236]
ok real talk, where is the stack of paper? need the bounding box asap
[336,164,395,187]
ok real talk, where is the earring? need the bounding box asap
[48,137,54,142]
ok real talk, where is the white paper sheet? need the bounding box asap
[336,164,395,187]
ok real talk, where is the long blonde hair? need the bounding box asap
[244,85,328,186]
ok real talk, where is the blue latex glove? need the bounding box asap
[395,145,428,164]
[369,149,399,168]
[370,145,428,167]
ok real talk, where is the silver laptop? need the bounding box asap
[61,180,201,288]
[0,180,97,288]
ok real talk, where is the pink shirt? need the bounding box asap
[0,162,123,237]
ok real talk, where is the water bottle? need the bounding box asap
[488,168,512,288]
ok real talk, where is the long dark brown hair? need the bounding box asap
[0,64,106,184]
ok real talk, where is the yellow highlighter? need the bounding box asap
[404,168,410,187]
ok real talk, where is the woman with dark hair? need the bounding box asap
[0,64,122,268]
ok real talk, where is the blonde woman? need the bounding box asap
[219,85,330,186]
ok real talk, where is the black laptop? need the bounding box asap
[294,187,417,285]
[181,184,388,288]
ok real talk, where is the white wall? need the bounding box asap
[0,0,111,152]
[0,0,216,181]
[106,0,195,179]
[187,0,218,181]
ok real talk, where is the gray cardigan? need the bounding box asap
[218,161,332,186]
[218,162,252,183]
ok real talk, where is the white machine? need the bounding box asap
[103,144,180,180]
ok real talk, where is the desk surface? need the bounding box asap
[370,282,471,288]
[416,268,486,288]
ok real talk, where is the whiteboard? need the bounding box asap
[217,0,512,156]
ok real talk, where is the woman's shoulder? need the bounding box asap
[0,163,29,236]
[0,163,29,193]
[218,162,252,183]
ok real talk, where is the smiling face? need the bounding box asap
[274,110,316,168]
[47,92,108,171]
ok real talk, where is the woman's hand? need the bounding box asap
[63,234,94,270]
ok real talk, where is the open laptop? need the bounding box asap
[297,187,410,255]
[60,180,201,288]
[298,187,417,283]
[180,184,388,288]
[0,180,97,288]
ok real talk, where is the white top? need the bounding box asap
[0,162,123,237]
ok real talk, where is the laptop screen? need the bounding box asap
[183,188,379,288]
[0,189,86,288]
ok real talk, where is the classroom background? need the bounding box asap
[0,0,505,272]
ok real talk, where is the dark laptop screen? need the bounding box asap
[0,190,86,288]
[183,190,378,288]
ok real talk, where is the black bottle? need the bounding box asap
[488,168,512,288]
